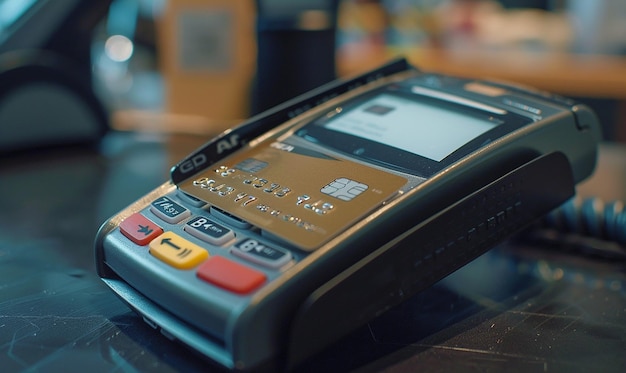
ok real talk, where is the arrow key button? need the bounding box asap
[232,238,292,269]
[149,231,208,269]
[120,213,163,245]
[184,216,235,246]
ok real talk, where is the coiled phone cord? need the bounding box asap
[544,197,626,245]
[522,197,626,260]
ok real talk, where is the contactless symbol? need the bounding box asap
[320,178,368,201]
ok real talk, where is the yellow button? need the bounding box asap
[149,231,208,269]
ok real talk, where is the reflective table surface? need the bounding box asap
[1,132,625,372]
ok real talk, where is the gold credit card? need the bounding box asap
[179,140,408,250]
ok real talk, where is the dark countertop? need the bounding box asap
[1,132,625,372]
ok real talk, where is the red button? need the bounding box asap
[197,256,266,294]
[120,213,163,245]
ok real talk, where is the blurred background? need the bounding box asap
[2,0,626,150]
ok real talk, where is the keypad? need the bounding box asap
[118,194,294,296]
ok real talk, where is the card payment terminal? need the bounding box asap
[95,59,601,371]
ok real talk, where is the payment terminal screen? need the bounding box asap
[324,93,499,162]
